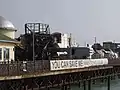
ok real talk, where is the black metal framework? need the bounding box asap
[15,23,59,61]
[24,23,51,71]
[25,23,50,34]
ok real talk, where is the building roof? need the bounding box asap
[0,16,16,30]
[0,34,19,43]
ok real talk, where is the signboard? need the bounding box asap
[50,58,108,71]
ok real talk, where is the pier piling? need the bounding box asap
[78,81,81,88]
[92,79,96,84]
[107,76,110,90]
[83,81,86,90]
[88,80,91,90]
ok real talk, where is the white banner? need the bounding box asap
[50,58,108,71]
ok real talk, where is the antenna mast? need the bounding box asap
[69,33,72,59]
[94,37,96,43]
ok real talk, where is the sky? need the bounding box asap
[0,0,120,46]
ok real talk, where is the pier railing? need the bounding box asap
[108,58,120,66]
[0,59,120,77]
[0,60,50,76]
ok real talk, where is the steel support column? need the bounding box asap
[107,76,110,90]
[83,81,86,90]
[88,80,91,90]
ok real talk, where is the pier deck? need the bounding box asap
[0,59,120,90]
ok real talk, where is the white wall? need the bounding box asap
[58,34,69,48]
[58,33,79,48]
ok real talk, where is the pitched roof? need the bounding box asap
[0,34,19,43]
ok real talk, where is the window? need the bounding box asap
[4,48,9,60]
[0,48,2,60]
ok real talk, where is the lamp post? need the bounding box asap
[94,37,96,43]
[69,33,72,59]
[33,29,35,72]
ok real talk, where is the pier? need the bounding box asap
[0,59,120,90]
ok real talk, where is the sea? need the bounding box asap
[51,78,120,90]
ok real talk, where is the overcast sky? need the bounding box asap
[0,0,120,45]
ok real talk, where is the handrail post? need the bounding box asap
[7,60,9,75]
[17,60,19,75]
[34,60,35,72]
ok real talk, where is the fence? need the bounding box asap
[108,58,120,66]
[0,58,120,77]
[0,60,50,76]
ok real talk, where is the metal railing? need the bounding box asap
[0,60,50,76]
[108,58,120,66]
[0,58,120,77]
